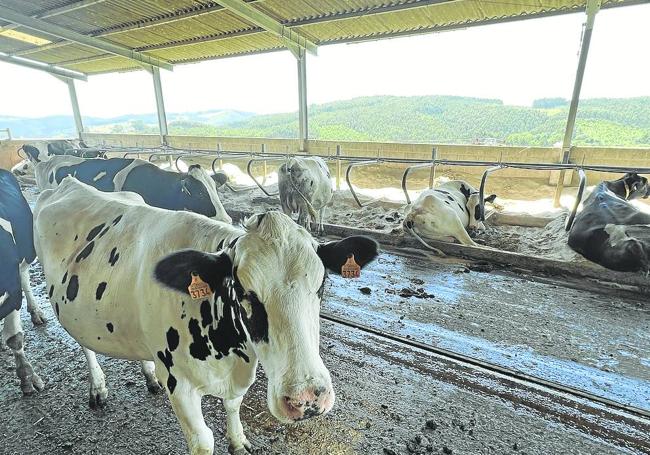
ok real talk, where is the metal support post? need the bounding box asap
[336,144,342,191]
[151,66,169,146]
[297,50,308,151]
[553,0,601,207]
[428,147,437,188]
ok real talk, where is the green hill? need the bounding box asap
[6,95,650,147]
[170,95,650,147]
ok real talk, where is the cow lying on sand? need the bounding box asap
[403,180,496,247]
[35,156,231,222]
[0,170,45,395]
[34,177,378,454]
[568,173,650,272]
[279,157,333,232]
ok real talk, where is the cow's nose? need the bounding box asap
[281,386,334,422]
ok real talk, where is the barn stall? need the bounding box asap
[1,1,649,454]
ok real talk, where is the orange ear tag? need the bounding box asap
[341,255,361,279]
[188,272,212,300]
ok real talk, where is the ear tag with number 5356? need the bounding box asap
[188,272,212,300]
[341,255,361,279]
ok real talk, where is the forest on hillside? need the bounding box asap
[6,95,650,147]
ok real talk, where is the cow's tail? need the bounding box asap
[405,227,446,257]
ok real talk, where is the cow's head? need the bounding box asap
[467,192,497,229]
[20,144,43,163]
[179,164,232,223]
[623,173,649,200]
[154,211,378,423]
[282,159,315,195]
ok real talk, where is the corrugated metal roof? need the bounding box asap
[0,0,643,76]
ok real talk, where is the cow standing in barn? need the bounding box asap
[35,157,231,223]
[403,180,496,248]
[0,170,45,395]
[278,157,333,232]
[34,177,378,454]
[568,173,650,272]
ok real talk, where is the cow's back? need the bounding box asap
[34,178,238,360]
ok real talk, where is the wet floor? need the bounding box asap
[1,255,648,454]
[325,251,650,411]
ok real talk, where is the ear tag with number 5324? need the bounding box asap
[188,272,212,300]
[341,255,361,279]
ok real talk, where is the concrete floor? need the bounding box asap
[1,252,648,454]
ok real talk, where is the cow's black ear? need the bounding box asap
[211,171,228,188]
[317,236,379,273]
[154,250,232,296]
[484,194,497,203]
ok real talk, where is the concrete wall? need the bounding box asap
[81,133,650,184]
[3,134,648,188]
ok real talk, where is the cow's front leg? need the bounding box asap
[168,383,214,455]
[82,347,108,408]
[2,309,44,394]
[224,396,252,455]
[140,360,163,394]
[20,263,45,325]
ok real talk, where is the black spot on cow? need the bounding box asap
[66,275,79,301]
[55,302,59,317]
[188,318,211,360]
[444,200,450,205]
[106,322,114,333]
[446,195,455,202]
[61,271,68,284]
[96,282,107,300]
[242,291,269,343]
[166,327,180,352]
[48,172,54,184]
[75,241,95,262]
[217,239,225,250]
[208,284,250,362]
[74,234,78,241]
[228,237,239,249]
[48,285,54,299]
[459,184,471,200]
[87,223,105,242]
[112,215,123,226]
[109,247,120,266]
[200,300,213,327]
[98,226,110,238]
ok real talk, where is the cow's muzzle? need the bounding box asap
[278,385,335,422]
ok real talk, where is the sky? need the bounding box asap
[0,3,649,119]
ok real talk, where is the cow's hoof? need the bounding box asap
[88,388,108,409]
[30,311,47,326]
[147,380,163,395]
[21,372,45,395]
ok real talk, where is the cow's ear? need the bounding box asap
[154,250,232,296]
[211,171,228,188]
[317,236,379,274]
[484,194,497,203]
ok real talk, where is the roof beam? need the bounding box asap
[0,52,87,80]
[0,0,107,34]
[0,5,173,70]
[216,0,317,56]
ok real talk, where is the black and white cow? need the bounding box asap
[568,173,650,272]
[0,170,45,395]
[278,157,333,232]
[12,140,103,181]
[35,156,231,223]
[34,177,378,454]
[403,180,496,246]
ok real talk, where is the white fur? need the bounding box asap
[278,157,332,231]
[34,178,332,454]
[404,180,483,246]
